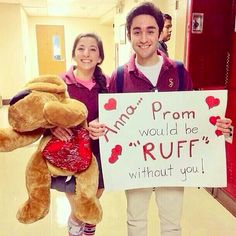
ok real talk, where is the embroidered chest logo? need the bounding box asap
[168,78,174,87]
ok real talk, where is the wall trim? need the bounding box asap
[3,99,10,105]
[206,188,236,217]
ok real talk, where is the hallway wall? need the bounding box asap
[0,3,115,100]
[28,16,115,78]
[154,0,188,61]
[0,4,27,98]
[0,0,188,100]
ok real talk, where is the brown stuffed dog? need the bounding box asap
[0,75,102,224]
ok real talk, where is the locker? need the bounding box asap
[186,0,236,215]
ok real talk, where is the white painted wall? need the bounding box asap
[0,4,115,99]
[0,4,26,98]
[0,0,188,99]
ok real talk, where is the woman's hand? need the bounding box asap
[216,118,233,138]
[50,127,73,141]
[88,118,106,140]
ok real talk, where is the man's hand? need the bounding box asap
[216,118,233,143]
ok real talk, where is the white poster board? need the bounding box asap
[99,90,227,191]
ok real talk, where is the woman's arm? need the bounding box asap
[87,118,106,140]
[50,127,73,141]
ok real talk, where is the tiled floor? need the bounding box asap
[1,106,236,236]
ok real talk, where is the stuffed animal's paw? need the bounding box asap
[70,195,102,225]
[16,198,50,224]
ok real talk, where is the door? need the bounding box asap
[36,25,66,75]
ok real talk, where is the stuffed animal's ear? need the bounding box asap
[25,75,66,94]
[43,98,88,128]
[8,91,53,132]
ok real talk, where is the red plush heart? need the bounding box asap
[104,98,116,110]
[205,96,220,109]
[42,128,92,172]
[209,116,221,126]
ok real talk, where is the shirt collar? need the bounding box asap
[63,66,78,84]
[127,50,176,76]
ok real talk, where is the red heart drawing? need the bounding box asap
[114,144,122,155]
[108,144,122,164]
[209,116,221,126]
[205,96,220,109]
[104,98,116,110]
[109,156,118,164]
[215,130,223,136]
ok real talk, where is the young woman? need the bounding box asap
[51,33,107,236]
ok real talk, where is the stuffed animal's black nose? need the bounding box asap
[9,90,32,105]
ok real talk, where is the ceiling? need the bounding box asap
[0,0,119,19]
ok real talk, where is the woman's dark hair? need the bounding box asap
[72,33,107,93]
[126,2,164,39]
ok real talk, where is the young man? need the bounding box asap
[109,3,189,236]
[89,2,232,236]
[107,2,232,236]
[158,13,172,57]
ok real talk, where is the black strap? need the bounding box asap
[176,61,185,91]
[116,65,124,93]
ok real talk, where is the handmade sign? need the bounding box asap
[99,90,227,191]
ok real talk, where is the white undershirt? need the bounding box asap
[135,56,163,86]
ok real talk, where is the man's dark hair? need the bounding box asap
[163,13,172,21]
[126,2,164,39]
